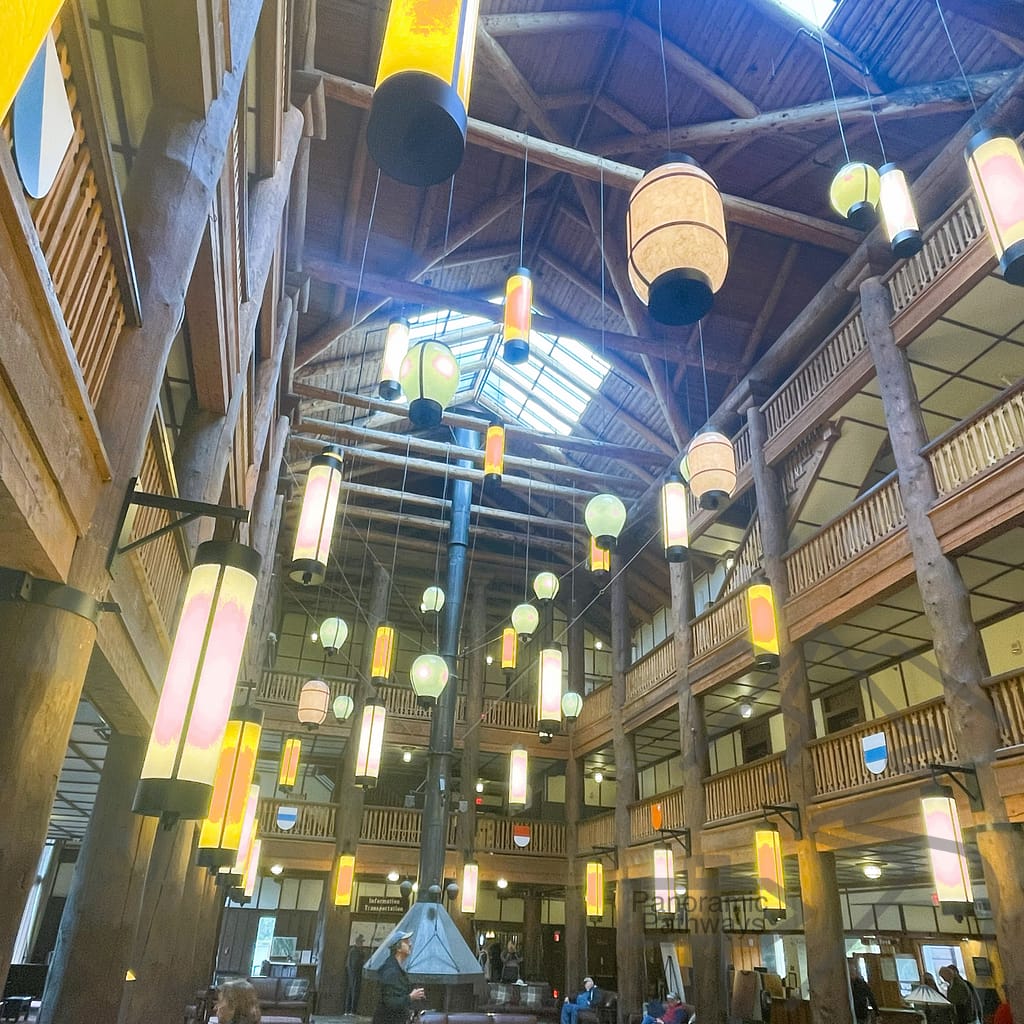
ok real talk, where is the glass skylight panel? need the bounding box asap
[777,0,835,26]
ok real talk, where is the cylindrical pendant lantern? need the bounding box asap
[298,679,331,729]
[278,736,301,792]
[537,647,563,732]
[410,653,450,707]
[501,626,517,672]
[334,852,357,906]
[355,699,387,788]
[829,161,881,231]
[585,493,627,551]
[561,690,584,722]
[333,694,355,721]
[484,422,506,483]
[319,616,349,655]
[508,746,528,808]
[241,837,261,901]
[461,861,479,914]
[879,163,922,259]
[289,446,344,585]
[400,340,460,427]
[134,540,261,819]
[371,623,398,683]
[511,602,539,641]
[367,0,480,186]
[661,473,689,562]
[533,570,560,603]
[754,824,787,923]
[627,155,728,325]
[503,267,533,364]
[687,430,736,510]
[965,129,1024,285]
[746,583,781,669]
[219,783,261,886]
[922,783,974,915]
[653,845,675,916]
[588,536,610,578]
[197,705,264,868]
[380,316,410,400]
[421,585,446,614]
[585,861,605,919]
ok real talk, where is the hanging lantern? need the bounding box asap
[278,737,301,792]
[879,163,922,259]
[653,845,675,917]
[503,267,533,364]
[380,316,410,400]
[965,129,1024,285]
[585,493,627,551]
[289,446,344,585]
[588,535,610,578]
[585,861,605,919]
[687,430,736,510]
[829,161,881,231]
[421,585,446,614]
[922,783,974,915]
[241,837,261,901]
[134,541,260,819]
[511,602,539,641]
[333,694,355,721]
[508,746,528,808]
[355,699,387,788]
[334,852,356,906]
[461,862,479,914]
[533,570,560,603]
[484,422,506,483]
[366,0,480,186]
[537,647,563,732]
[661,473,689,562]
[319,616,349,655]
[219,783,260,886]
[410,653,450,707]
[399,341,460,428]
[561,690,583,722]
[197,705,264,868]
[500,626,517,673]
[371,623,398,683]
[298,679,331,729]
[754,824,787,923]
[627,155,728,325]
[746,582,781,669]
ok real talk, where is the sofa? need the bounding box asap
[421,1013,537,1024]
[481,982,559,1021]
[187,975,315,1024]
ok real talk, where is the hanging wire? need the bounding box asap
[656,0,672,152]
[523,474,533,601]
[352,169,382,328]
[433,452,452,648]
[439,176,457,288]
[519,133,529,267]
[698,320,711,424]
[387,437,413,598]
[862,63,887,163]
[934,0,978,114]
[599,160,607,360]
[813,0,850,163]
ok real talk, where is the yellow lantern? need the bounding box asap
[533,570,560,603]
[537,647,563,732]
[511,602,539,641]
[289,446,344,585]
[746,583,780,669]
[380,316,410,399]
[400,340,460,427]
[371,623,398,683]
[134,541,260,819]
[588,535,610,578]
[461,862,479,914]
[829,161,881,231]
[355,699,387,788]
[501,627,517,672]
[921,783,974,915]
[279,737,301,792]
[484,422,506,483]
[687,430,736,510]
[411,653,449,707]
[503,267,533,364]
[627,156,728,325]
[298,679,331,729]
[661,473,689,562]
[653,845,675,916]
[334,852,356,906]
[585,493,627,551]
[197,705,263,868]
[367,0,480,186]
[561,691,583,722]
[754,824,786,923]
[508,746,528,808]
[879,163,922,259]
[585,861,604,918]
[965,129,1024,285]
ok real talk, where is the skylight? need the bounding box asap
[777,0,836,26]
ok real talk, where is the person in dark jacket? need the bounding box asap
[848,963,878,1024]
[346,933,367,1013]
[373,930,425,1024]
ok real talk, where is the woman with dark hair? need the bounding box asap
[215,979,261,1024]
[374,930,426,1024]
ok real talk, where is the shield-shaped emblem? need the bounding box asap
[861,732,888,775]
[512,823,531,848]
[651,802,663,831]
[277,805,298,831]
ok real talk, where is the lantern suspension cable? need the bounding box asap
[657,0,672,152]
[352,169,382,331]
[933,1,978,114]
[504,138,533,365]
[519,134,529,267]
[816,16,849,163]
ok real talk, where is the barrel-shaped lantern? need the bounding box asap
[503,267,533,364]
[965,129,1024,285]
[400,340,460,427]
[687,430,736,511]
[298,679,331,729]
[380,316,410,399]
[879,163,922,259]
[289,446,344,585]
[829,161,880,231]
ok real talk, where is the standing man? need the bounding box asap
[373,931,426,1024]
[939,965,982,1024]
[562,977,602,1024]
[346,933,367,1014]
[848,962,878,1024]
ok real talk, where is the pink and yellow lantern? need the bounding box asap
[289,446,344,585]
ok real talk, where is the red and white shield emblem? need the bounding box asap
[513,823,531,848]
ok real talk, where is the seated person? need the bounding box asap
[562,977,602,1024]
[642,993,688,1024]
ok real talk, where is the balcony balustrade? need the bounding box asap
[629,786,686,843]
[704,753,789,823]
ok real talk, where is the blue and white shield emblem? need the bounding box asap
[861,732,888,775]
[277,805,298,831]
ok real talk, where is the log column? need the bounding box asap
[523,891,543,980]
[564,595,588,996]
[861,276,1024,1013]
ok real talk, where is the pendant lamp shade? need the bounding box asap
[484,422,506,483]
[279,736,301,792]
[660,474,689,562]
[588,535,611,578]
[501,626,518,672]
[134,541,260,819]
[289,446,344,585]
[219,783,260,887]
[503,267,533,364]
[922,783,974,914]
[319,616,349,655]
[829,161,881,231]
[421,585,446,614]
[241,837,261,901]
[371,623,398,683]
[197,705,263,868]
[410,653,450,707]
[561,690,584,722]
[511,602,539,640]
[754,824,787,923]
[627,155,728,325]
[879,163,923,259]
[965,129,1024,285]
[687,430,736,510]
[298,679,331,729]
[380,316,410,399]
[508,746,528,808]
[533,570,560,603]
[461,861,479,914]
[585,493,627,551]
[333,694,355,721]
[653,845,675,916]
[746,583,781,669]
[366,0,480,186]
[537,647,563,732]
[585,860,605,918]
[400,340,460,427]
[334,853,356,906]
[355,699,387,788]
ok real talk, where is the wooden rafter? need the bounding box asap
[481,10,624,36]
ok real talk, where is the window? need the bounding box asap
[777,0,836,26]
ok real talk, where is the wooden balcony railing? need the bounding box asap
[577,684,614,732]
[479,817,565,855]
[576,812,615,853]
[259,798,336,839]
[692,590,748,660]
[626,641,676,704]
[630,786,686,843]
[480,696,538,731]
[810,700,957,797]
[982,672,1024,748]
[704,754,789,823]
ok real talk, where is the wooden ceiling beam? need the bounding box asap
[734,240,800,379]
[481,10,624,36]
[538,249,624,318]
